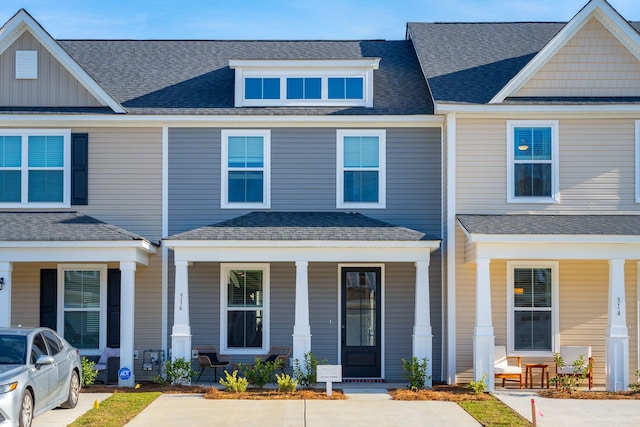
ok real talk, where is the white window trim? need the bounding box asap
[220,129,271,209]
[56,264,108,356]
[0,129,71,208]
[336,129,386,209]
[220,263,270,355]
[506,120,559,204]
[635,120,640,203]
[506,261,559,357]
[230,60,378,108]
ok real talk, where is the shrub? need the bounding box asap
[629,370,640,392]
[81,357,98,387]
[219,370,248,393]
[293,351,326,389]
[240,358,279,388]
[276,373,298,393]
[466,373,488,394]
[549,352,588,392]
[401,357,430,391]
[162,357,196,386]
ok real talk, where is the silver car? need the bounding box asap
[0,327,81,427]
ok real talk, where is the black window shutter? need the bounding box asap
[71,133,89,205]
[107,269,121,348]
[40,269,57,330]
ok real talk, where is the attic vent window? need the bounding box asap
[16,50,37,79]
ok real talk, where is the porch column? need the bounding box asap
[119,261,136,387]
[413,260,433,387]
[292,261,311,366]
[606,258,629,391]
[473,257,495,391]
[0,262,12,328]
[171,260,192,362]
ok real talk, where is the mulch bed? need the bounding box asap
[389,385,492,402]
[539,389,640,400]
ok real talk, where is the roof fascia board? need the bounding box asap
[0,240,156,252]
[0,114,444,127]
[164,239,440,249]
[229,59,381,70]
[463,233,640,244]
[435,102,640,115]
[0,10,126,114]
[0,244,155,264]
[489,0,640,104]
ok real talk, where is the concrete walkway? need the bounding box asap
[33,393,111,427]
[494,389,640,427]
[124,391,482,427]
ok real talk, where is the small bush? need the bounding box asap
[81,357,98,387]
[219,370,249,393]
[629,369,640,392]
[293,351,326,390]
[276,373,298,393]
[401,357,430,391]
[466,373,488,394]
[549,352,588,392]
[162,357,196,386]
[239,358,280,388]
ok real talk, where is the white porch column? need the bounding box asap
[292,261,311,365]
[473,257,495,391]
[606,258,629,391]
[171,260,192,362]
[119,261,136,387]
[413,260,433,388]
[0,262,13,328]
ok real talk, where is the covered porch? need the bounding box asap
[458,214,640,392]
[164,212,440,383]
[0,211,156,386]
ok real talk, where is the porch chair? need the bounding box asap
[494,345,523,388]
[555,346,594,390]
[195,345,231,384]
[258,346,291,373]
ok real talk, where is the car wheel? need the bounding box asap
[60,371,80,409]
[19,390,33,427]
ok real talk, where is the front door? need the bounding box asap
[341,267,381,378]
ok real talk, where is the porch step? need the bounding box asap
[342,378,385,383]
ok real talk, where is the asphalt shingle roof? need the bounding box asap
[457,214,640,236]
[0,211,150,242]
[165,211,431,241]
[55,39,433,116]
[407,21,640,105]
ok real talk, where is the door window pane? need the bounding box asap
[63,269,101,350]
[345,271,377,347]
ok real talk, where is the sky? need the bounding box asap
[0,0,637,40]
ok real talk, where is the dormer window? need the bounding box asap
[230,59,379,107]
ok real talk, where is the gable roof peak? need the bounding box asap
[490,0,640,103]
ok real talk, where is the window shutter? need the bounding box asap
[40,269,57,330]
[107,269,121,348]
[71,133,88,205]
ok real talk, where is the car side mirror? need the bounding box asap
[35,355,54,366]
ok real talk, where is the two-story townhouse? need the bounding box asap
[0,9,444,385]
[409,0,640,391]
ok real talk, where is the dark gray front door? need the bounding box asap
[341,267,381,377]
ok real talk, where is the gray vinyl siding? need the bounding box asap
[0,31,102,107]
[385,263,416,380]
[168,127,441,238]
[308,263,340,365]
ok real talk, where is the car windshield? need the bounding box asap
[0,335,27,364]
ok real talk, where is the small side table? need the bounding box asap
[525,363,549,389]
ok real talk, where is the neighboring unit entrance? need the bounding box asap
[341,267,381,378]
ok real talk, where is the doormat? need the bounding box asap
[343,378,385,383]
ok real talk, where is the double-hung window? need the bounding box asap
[337,129,386,208]
[221,264,269,354]
[221,130,270,209]
[0,130,70,207]
[507,121,558,203]
[58,264,107,353]
[507,262,558,355]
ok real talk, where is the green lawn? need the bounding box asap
[69,392,161,427]
[460,399,532,427]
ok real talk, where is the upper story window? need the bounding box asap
[507,262,559,356]
[507,121,559,203]
[230,59,379,107]
[0,129,70,207]
[221,130,271,209]
[337,129,386,209]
